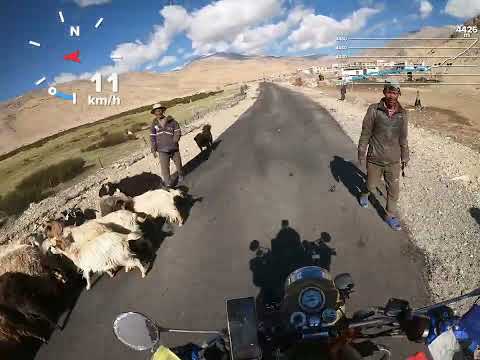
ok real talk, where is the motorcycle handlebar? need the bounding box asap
[348,316,398,329]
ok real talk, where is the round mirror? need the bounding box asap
[113,312,160,351]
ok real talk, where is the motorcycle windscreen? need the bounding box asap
[226,297,260,360]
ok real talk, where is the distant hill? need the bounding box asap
[358,24,480,69]
[0,54,320,155]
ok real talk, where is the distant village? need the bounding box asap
[298,60,430,83]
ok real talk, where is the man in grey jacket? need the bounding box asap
[357,80,409,231]
[150,103,184,187]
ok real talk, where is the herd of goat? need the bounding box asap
[0,171,194,353]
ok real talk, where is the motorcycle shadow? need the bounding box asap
[248,220,382,359]
[249,220,336,313]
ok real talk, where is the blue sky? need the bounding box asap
[0,0,478,101]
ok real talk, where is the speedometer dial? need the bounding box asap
[299,287,325,312]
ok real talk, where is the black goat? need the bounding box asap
[0,272,68,329]
[98,172,165,198]
[194,124,213,152]
[59,207,97,226]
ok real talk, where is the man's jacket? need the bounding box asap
[358,98,409,166]
[150,116,182,153]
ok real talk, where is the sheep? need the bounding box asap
[49,231,146,290]
[194,124,213,152]
[131,189,184,226]
[0,244,47,277]
[98,172,166,198]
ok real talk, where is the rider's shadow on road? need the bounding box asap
[249,220,336,309]
[330,156,387,219]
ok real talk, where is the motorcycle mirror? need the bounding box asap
[249,240,260,252]
[334,273,354,292]
[113,312,160,351]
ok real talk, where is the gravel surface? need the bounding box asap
[283,83,480,312]
[0,84,259,247]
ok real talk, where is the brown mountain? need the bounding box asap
[0,55,320,156]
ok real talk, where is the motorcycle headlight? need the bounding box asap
[299,287,325,312]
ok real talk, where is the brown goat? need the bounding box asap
[0,272,67,328]
[0,304,48,344]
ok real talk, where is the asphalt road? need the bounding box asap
[36,83,429,360]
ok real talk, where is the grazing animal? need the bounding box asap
[44,220,117,249]
[194,124,213,152]
[44,214,149,257]
[0,244,48,277]
[98,193,133,216]
[97,210,152,251]
[131,189,184,225]
[0,304,47,344]
[50,231,146,290]
[58,207,98,226]
[0,272,67,328]
[98,172,165,198]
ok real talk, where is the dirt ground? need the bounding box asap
[320,83,480,152]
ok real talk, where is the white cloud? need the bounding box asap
[54,5,189,83]
[158,55,177,66]
[106,6,189,72]
[419,0,433,18]
[55,1,383,83]
[445,0,480,18]
[287,7,380,51]
[187,4,308,55]
[52,73,81,84]
[186,0,284,54]
[73,0,111,7]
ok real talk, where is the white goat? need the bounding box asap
[50,231,146,290]
[96,210,152,251]
[132,189,184,225]
[96,210,143,236]
[45,214,144,246]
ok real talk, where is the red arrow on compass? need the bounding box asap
[64,50,81,63]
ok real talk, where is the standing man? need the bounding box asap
[357,80,409,231]
[339,81,347,101]
[414,90,423,110]
[150,103,184,187]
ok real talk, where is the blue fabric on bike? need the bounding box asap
[172,343,201,360]
[458,304,480,352]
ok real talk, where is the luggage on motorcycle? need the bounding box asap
[153,346,183,360]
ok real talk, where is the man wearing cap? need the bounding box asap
[357,79,409,231]
[150,103,184,187]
